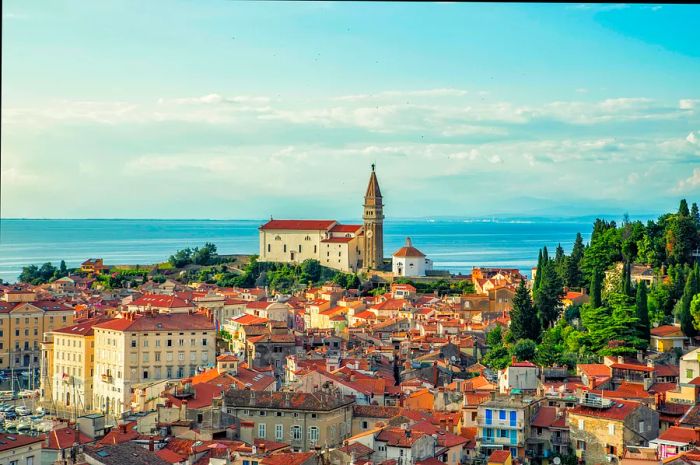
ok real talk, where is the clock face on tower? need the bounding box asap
[366,230,373,238]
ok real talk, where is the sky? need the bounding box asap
[2,1,700,220]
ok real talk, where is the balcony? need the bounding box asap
[476,416,524,429]
[478,436,524,447]
[551,436,569,446]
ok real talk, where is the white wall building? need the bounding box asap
[392,237,433,277]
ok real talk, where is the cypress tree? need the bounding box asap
[591,268,602,308]
[534,249,543,291]
[622,261,632,297]
[679,199,690,217]
[566,233,585,288]
[535,261,565,329]
[636,280,650,340]
[691,202,700,228]
[510,280,541,341]
[677,265,700,337]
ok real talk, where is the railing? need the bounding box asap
[477,436,524,447]
[476,416,524,429]
[551,436,569,446]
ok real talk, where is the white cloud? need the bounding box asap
[675,169,700,192]
[680,99,700,110]
[688,131,699,145]
[488,155,503,164]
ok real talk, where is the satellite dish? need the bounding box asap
[554,458,561,465]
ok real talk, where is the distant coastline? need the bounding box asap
[0,218,594,283]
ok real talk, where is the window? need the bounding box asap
[167,339,172,347]
[155,352,161,362]
[143,353,150,363]
[578,419,584,430]
[284,245,287,253]
[259,411,267,416]
[131,340,136,348]
[499,429,508,438]
[258,423,266,438]
[156,339,161,347]
[191,339,196,346]
[166,352,173,362]
[639,420,645,432]
[267,244,271,253]
[499,410,506,420]
[144,340,148,348]
[292,425,302,440]
[178,352,185,361]
[27,456,34,465]
[608,423,615,435]
[275,424,284,440]
[299,245,302,252]
[143,371,148,379]
[577,440,586,451]
[179,339,184,347]
[309,427,319,443]
[202,339,207,346]
[362,421,368,429]
[485,409,493,425]
[687,369,694,379]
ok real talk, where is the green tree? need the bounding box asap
[636,281,650,340]
[512,339,537,362]
[566,233,585,288]
[535,261,564,328]
[486,326,503,347]
[590,268,602,308]
[691,294,700,332]
[677,265,700,337]
[534,249,543,291]
[510,280,541,341]
[59,260,67,274]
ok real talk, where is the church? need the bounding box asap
[258,165,385,273]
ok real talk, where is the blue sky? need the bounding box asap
[2,2,699,219]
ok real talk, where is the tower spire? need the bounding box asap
[363,165,384,270]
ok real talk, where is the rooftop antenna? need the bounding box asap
[371,162,375,172]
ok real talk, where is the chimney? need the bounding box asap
[180,400,188,421]
[512,355,517,365]
[259,443,266,454]
[617,355,624,364]
[149,436,155,452]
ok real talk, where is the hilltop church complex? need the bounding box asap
[258,165,432,276]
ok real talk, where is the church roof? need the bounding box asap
[364,164,383,204]
[260,220,336,231]
[393,237,426,258]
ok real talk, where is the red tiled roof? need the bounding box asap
[93,313,214,332]
[46,426,93,449]
[570,399,640,420]
[611,363,655,372]
[130,294,193,309]
[260,220,336,231]
[393,246,426,258]
[53,316,109,336]
[330,224,362,233]
[488,450,511,463]
[261,452,315,465]
[651,325,685,337]
[0,433,44,452]
[578,364,611,377]
[657,426,699,444]
[156,448,187,464]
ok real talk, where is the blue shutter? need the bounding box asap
[510,410,517,427]
[485,409,492,425]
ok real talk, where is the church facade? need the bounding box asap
[258,166,384,273]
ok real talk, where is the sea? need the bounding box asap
[0,217,625,284]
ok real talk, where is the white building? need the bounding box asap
[391,237,433,277]
[498,359,540,394]
[92,312,215,416]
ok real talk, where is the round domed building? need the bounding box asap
[392,237,433,277]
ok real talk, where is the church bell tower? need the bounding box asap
[363,164,384,270]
